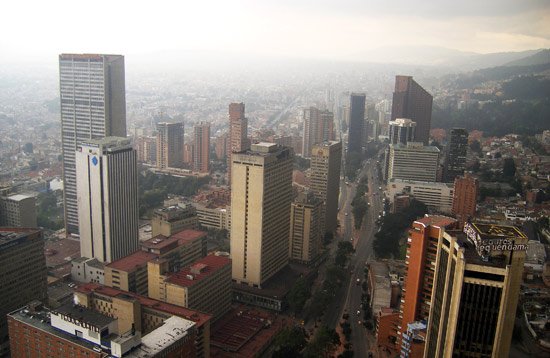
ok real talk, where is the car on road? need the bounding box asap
[345,212,348,216]
[356,278,361,285]
[357,310,360,315]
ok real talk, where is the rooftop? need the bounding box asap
[107,250,157,272]
[470,222,526,240]
[5,193,33,201]
[166,254,231,287]
[9,304,103,353]
[0,228,40,249]
[141,230,206,251]
[415,215,457,228]
[392,142,440,153]
[127,316,195,357]
[75,283,211,327]
[53,303,115,328]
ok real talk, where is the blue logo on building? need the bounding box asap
[91,156,98,166]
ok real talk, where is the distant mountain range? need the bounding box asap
[351,46,548,71]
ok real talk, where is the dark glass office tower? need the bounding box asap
[391,76,433,145]
[347,93,366,154]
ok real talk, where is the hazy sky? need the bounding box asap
[2,0,549,63]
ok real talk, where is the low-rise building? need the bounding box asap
[387,179,454,214]
[151,204,198,237]
[0,193,37,227]
[148,254,232,321]
[71,257,105,284]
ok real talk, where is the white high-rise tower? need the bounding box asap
[76,137,138,263]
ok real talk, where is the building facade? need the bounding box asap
[301,107,334,158]
[387,179,454,214]
[76,137,139,263]
[398,216,458,354]
[227,103,250,183]
[347,93,366,154]
[424,223,527,357]
[452,174,479,223]
[156,122,184,169]
[289,191,322,264]
[386,142,440,182]
[230,143,293,287]
[310,141,342,234]
[444,128,468,182]
[151,204,199,237]
[59,53,127,235]
[193,122,210,173]
[0,193,37,227]
[0,228,47,356]
[388,118,416,145]
[391,76,433,145]
[151,254,232,321]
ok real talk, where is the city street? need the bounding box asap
[324,157,384,357]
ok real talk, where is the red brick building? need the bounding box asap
[452,174,479,223]
[398,216,458,353]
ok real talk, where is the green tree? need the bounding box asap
[287,277,312,314]
[272,326,307,358]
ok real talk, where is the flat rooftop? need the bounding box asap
[0,228,40,249]
[210,307,288,358]
[53,303,115,328]
[9,305,104,354]
[107,250,157,272]
[141,229,206,252]
[75,283,211,328]
[166,254,231,287]
[470,222,526,240]
[415,215,457,228]
[5,193,33,201]
[127,316,195,357]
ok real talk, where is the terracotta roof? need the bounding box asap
[415,215,457,228]
[75,283,211,327]
[166,255,231,288]
[171,229,207,246]
[106,251,157,272]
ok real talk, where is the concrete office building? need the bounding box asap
[425,223,527,357]
[194,204,230,231]
[135,135,156,165]
[398,216,458,354]
[387,179,454,214]
[289,191,322,264]
[386,142,440,182]
[230,143,293,287]
[388,118,416,145]
[76,137,139,263]
[8,295,200,358]
[59,54,127,235]
[104,230,207,296]
[156,122,184,169]
[149,254,232,321]
[73,283,212,357]
[193,122,210,173]
[348,93,366,154]
[310,141,342,234]
[151,204,198,237]
[0,228,47,356]
[0,193,37,227]
[215,133,227,160]
[444,128,468,182]
[301,107,334,158]
[227,103,250,183]
[391,76,433,145]
[452,174,479,223]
